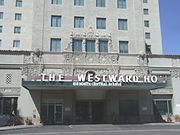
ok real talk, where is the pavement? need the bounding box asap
[0,124,42,131]
[0,123,180,135]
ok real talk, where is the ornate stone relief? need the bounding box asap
[73,68,109,76]
[171,59,180,67]
[170,69,180,78]
[22,49,44,76]
[64,53,73,63]
[0,88,21,96]
[137,54,148,67]
[63,67,73,76]
[134,66,150,76]
[67,27,113,52]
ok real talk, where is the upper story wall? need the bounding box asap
[0,0,162,54]
[32,0,163,54]
[0,0,33,50]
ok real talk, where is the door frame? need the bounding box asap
[41,103,64,124]
[54,103,63,124]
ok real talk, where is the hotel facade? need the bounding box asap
[0,0,180,125]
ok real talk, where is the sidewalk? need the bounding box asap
[144,122,180,126]
[0,124,42,131]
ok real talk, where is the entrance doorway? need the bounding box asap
[41,103,63,125]
[76,101,104,123]
[119,100,139,123]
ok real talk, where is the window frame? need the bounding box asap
[74,16,84,28]
[118,19,128,30]
[0,0,4,6]
[96,18,106,29]
[144,20,150,27]
[74,0,84,6]
[16,0,22,7]
[145,32,151,39]
[0,26,3,33]
[117,0,127,9]
[72,39,82,52]
[154,99,172,115]
[15,13,22,20]
[143,0,148,3]
[14,26,21,34]
[50,38,61,52]
[51,0,62,5]
[99,40,108,53]
[0,39,2,47]
[143,8,149,15]
[0,12,3,19]
[86,40,95,53]
[119,41,128,54]
[96,0,106,7]
[51,15,62,27]
[13,40,20,48]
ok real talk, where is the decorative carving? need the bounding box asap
[74,68,87,75]
[99,54,109,64]
[64,53,73,63]
[110,55,118,64]
[63,67,72,75]
[67,27,112,52]
[170,69,180,78]
[0,88,21,96]
[171,59,180,67]
[73,68,109,76]
[134,67,149,75]
[22,49,44,76]
[85,54,98,64]
[137,53,149,66]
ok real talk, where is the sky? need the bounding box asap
[159,0,180,55]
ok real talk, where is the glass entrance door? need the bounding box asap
[55,104,63,124]
[76,101,104,123]
[119,100,139,123]
[41,103,63,125]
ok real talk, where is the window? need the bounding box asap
[74,0,84,6]
[0,12,3,19]
[119,41,128,53]
[15,13,22,20]
[144,9,149,15]
[72,39,82,52]
[154,100,172,115]
[96,18,106,29]
[145,44,151,54]
[13,40,20,48]
[117,0,126,9]
[14,26,21,34]
[51,15,61,27]
[51,0,62,5]
[50,38,61,52]
[0,0,4,6]
[96,0,105,7]
[0,26,2,33]
[74,16,84,28]
[145,32,151,39]
[0,39,1,47]
[6,74,12,84]
[99,40,108,53]
[143,0,148,3]
[86,40,95,52]
[144,20,149,27]
[16,0,22,7]
[118,19,128,30]
[0,97,18,115]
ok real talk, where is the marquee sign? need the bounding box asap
[26,73,166,87]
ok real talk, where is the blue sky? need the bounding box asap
[159,0,180,55]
